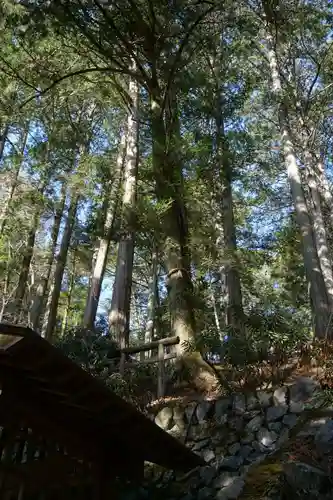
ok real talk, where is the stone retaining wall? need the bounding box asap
[141,377,333,500]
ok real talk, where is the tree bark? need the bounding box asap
[0,124,9,162]
[42,194,79,342]
[108,68,139,348]
[61,250,76,337]
[83,128,126,329]
[216,113,244,329]
[305,158,333,309]
[0,126,28,235]
[144,246,159,352]
[151,88,218,392]
[264,10,332,337]
[29,183,66,330]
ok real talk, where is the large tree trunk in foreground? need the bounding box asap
[108,70,139,348]
[305,159,333,310]
[264,8,332,337]
[151,89,218,393]
[83,129,126,329]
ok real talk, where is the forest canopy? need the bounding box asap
[1,0,333,392]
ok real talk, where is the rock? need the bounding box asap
[289,400,304,413]
[198,486,213,500]
[193,439,210,452]
[220,455,244,471]
[202,449,215,463]
[180,495,195,500]
[282,413,298,428]
[196,401,213,423]
[290,376,320,403]
[257,391,272,408]
[228,442,241,455]
[284,461,330,493]
[216,476,245,499]
[155,407,173,430]
[246,415,264,432]
[233,394,246,415]
[241,432,255,444]
[225,433,238,445]
[168,424,182,437]
[315,419,333,453]
[277,427,289,446]
[173,406,186,431]
[243,410,261,421]
[246,393,258,410]
[185,404,198,424]
[273,386,288,406]
[215,397,231,418]
[200,465,218,485]
[190,422,211,441]
[213,471,235,489]
[257,428,278,447]
[268,421,282,432]
[266,405,287,422]
[216,414,228,425]
[239,445,253,459]
[228,416,244,432]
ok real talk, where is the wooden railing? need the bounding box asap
[108,336,180,398]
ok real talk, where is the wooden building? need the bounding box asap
[0,324,203,499]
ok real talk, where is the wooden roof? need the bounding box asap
[0,324,203,481]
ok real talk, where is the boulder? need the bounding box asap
[273,386,288,406]
[155,407,173,430]
[290,376,320,403]
[284,461,331,494]
[228,442,241,455]
[246,415,264,433]
[216,476,245,500]
[257,428,278,447]
[282,413,298,428]
[266,404,287,422]
[196,401,213,423]
[233,394,246,415]
[315,419,333,453]
[257,391,272,408]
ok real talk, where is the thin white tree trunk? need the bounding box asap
[109,66,139,348]
[83,129,127,328]
[145,247,159,351]
[265,22,332,337]
[0,126,28,234]
[29,184,66,330]
[305,157,333,307]
[42,194,79,341]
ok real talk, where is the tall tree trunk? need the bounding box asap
[151,87,218,391]
[0,124,9,162]
[108,69,139,348]
[264,7,332,337]
[216,113,244,329]
[83,129,126,329]
[145,246,159,349]
[61,251,76,337]
[43,194,79,341]
[305,156,333,309]
[29,184,66,330]
[0,126,28,234]
[151,97,195,349]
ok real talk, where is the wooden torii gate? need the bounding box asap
[0,324,203,499]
